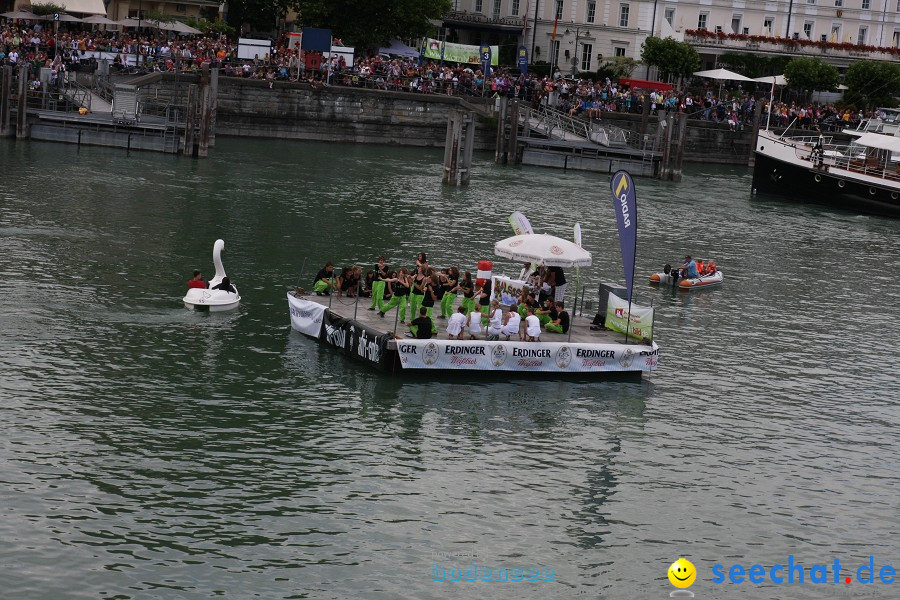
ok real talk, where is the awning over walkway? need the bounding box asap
[618,78,673,92]
[31,0,106,15]
[857,132,900,153]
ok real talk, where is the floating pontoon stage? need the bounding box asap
[288,292,659,380]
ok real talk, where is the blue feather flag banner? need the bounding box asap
[610,171,637,303]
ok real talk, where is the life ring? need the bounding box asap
[891,192,898,200]
[869,187,877,196]
[814,174,822,182]
[838,180,845,188]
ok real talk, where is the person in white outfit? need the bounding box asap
[446,306,467,340]
[502,305,521,341]
[487,300,503,340]
[524,307,541,342]
[466,307,482,340]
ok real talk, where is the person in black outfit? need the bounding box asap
[212,276,236,293]
[410,307,433,339]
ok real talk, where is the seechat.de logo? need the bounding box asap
[668,558,697,597]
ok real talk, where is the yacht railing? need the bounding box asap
[790,136,900,182]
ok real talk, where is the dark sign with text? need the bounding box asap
[320,310,392,370]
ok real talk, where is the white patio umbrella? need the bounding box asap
[117,17,142,27]
[1,9,40,18]
[38,12,82,21]
[754,74,787,86]
[169,21,201,34]
[81,15,119,25]
[494,234,593,268]
[693,68,754,82]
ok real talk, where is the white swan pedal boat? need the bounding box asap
[650,269,723,290]
[183,239,241,311]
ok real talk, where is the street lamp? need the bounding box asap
[565,26,582,76]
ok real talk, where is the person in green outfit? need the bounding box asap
[369,256,389,312]
[544,301,570,334]
[439,267,459,319]
[379,269,410,323]
[313,262,335,295]
[408,265,427,326]
[459,271,476,314]
[420,274,440,334]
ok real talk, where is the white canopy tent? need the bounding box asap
[494,234,592,268]
[857,132,900,153]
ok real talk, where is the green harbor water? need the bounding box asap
[0,138,898,599]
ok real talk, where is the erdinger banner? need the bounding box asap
[423,39,499,66]
[605,292,654,342]
[320,310,392,370]
[396,339,659,372]
[287,293,326,337]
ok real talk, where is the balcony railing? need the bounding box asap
[684,30,900,61]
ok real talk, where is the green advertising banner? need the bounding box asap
[605,292,654,342]
[422,38,499,66]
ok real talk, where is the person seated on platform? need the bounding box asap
[524,307,542,342]
[313,262,335,295]
[681,255,700,279]
[535,298,555,326]
[187,270,207,289]
[446,306,467,340]
[501,304,521,341]
[409,307,433,339]
[361,270,375,298]
[518,288,540,319]
[212,276,236,293]
[486,300,504,341]
[466,306,482,340]
[545,301,570,334]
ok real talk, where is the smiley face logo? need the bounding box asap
[668,558,696,589]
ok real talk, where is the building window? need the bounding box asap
[803,21,813,38]
[614,46,626,57]
[731,15,741,34]
[619,4,629,27]
[698,13,708,30]
[857,26,867,44]
[586,0,596,23]
[552,40,560,66]
[807,0,814,4]
[714,25,723,33]
[764,17,773,34]
[664,7,675,26]
[861,0,869,8]
[895,30,900,47]
[511,0,520,15]
[555,0,563,20]
[831,24,841,41]
[175,3,186,11]
[492,0,501,18]
[474,0,482,13]
[581,43,592,71]
[834,0,842,6]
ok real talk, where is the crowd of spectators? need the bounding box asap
[0,18,869,132]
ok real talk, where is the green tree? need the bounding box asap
[640,36,700,82]
[784,57,840,98]
[226,0,291,35]
[295,0,451,50]
[843,60,900,110]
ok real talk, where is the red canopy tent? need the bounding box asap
[618,78,673,92]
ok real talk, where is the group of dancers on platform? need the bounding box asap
[313,253,571,342]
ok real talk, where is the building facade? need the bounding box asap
[443,0,900,72]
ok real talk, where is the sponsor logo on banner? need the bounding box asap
[319,309,392,370]
[395,339,658,373]
[555,346,572,369]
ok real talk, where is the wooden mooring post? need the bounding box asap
[16,63,27,139]
[670,113,687,182]
[197,65,211,158]
[748,100,763,167]
[183,83,197,156]
[443,108,476,186]
[494,99,508,164]
[0,65,12,138]
[208,68,218,148]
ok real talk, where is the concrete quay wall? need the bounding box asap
[136,73,496,149]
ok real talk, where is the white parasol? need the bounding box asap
[693,68,754,82]
[494,234,592,268]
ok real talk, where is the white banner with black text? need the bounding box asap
[396,339,659,372]
[287,293,326,337]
